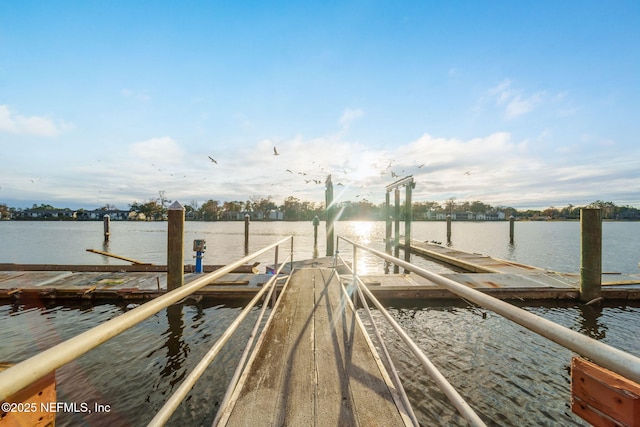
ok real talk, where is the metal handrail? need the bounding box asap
[337,236,640,384]
[337,251,486,427]
[210,263,282,427]
[149,251,291,426]
[337,253,420,426]
[0,236,294,402]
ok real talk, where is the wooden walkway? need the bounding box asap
[410,240,550,274]
[1,244,639,302]
[215,268,413,426]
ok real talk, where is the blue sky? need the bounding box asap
[1,1,639,210]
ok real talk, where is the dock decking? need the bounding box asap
[1,245,639,302]
[215,268,412,426]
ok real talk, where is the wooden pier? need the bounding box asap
[215,267,413,426]
[1,245,639,303]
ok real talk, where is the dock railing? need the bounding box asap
[0,235,294,416]
[336,236,640,423]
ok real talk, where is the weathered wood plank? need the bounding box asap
[314,268,357,425]
[0,263,258,273]
[572,356,640,427]
[217,268,409,426]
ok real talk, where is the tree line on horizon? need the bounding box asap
[2,192,639,221]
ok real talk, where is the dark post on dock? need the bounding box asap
[385,192,392,255]
[509,215,515,244]
[312,215,320,246]
[244,214,250,255]
[167,201,185,291]
[103,214,110,242]
[393,188,400,273]
[325,175,334,256]
[446,214,452,244]
[580,208,602,302]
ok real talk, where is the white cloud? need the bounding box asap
[339,108,364,128]
[505,92,544,118]
[129,136,185,164]
[488,80,545,118]
[0,105,72,137]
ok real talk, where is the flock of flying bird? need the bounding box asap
[205,145,472,198]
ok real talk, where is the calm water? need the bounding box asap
[1,220,639,426]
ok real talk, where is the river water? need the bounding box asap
[1,220,639,426]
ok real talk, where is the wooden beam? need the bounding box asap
[85,249,149,265]
[0,363,56,427]
[0,264,259,273]
[572,356,640,427]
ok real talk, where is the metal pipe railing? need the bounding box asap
[0,236,294,402]
[337,251,486,427]
[337,253,420,427]
[337,236,640,385]
[211,267,283,427]
[149,252,292,427]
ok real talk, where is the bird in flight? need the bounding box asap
[208,156,217,164]
[464,171,471,175]
[273,147,280,156]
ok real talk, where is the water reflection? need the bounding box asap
[578,304,607,340]
[161,304,188,388]
[101,241,110,264]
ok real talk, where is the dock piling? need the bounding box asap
[385,192,392,256]
[244,214,250,255]
[509,215,515,244]
[394,188,400,273]
[167,201,185,291]
[404,182,412,272]
[446,214,452,244]
[325,175,334,256]
[580,208,602,302]
[103,214,110,242]
[312,215,320,247]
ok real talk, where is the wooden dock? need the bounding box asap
[215,268,413,426]
[1,245,639,302]
[410,240,547,274]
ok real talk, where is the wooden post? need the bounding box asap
[404,183,412,272]
[446,214,452,244]
[325,175,334,256]
[103,214,110,242]
[385,191,392,255]
[167,201,185,291]
[244,214,250,255]
[580,208,602,302]
[509,215,515,244]
[312,215,320,246]
[394,188,400,273]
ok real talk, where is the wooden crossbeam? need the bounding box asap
[571,356,640,427]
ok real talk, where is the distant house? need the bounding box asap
[15,208,76,220]
[267,210,284,220]
[429,210,506,221]
[77,209,129,220]
[454,212,474,221]
[485,211,506,221]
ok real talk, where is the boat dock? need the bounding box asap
[2,232,640,427]
[215,268,413,426]
[1,242,639,302]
